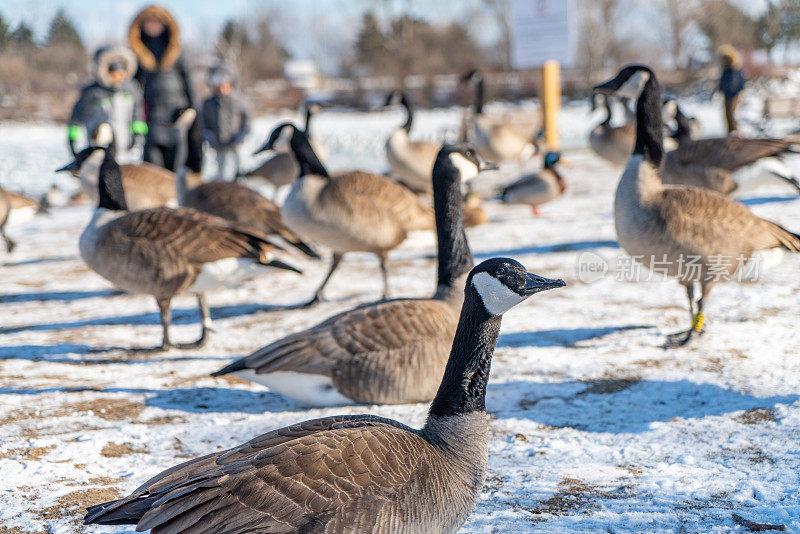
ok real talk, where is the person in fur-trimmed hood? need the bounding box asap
[717,44,746,134]
[68,46,145,163]
[128,5,203,172]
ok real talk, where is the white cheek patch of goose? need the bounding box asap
[471,272,525,316]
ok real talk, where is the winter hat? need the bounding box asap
[208,64,235,87]
[94,46,137,85]
[718,44,742,69]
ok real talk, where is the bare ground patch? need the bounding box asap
[100,442,149,458]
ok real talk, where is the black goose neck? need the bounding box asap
[303,106,313,136]
[290,129,329,178]
[672,108,692,144]
[633,71,664,167]
[97,148,127,211]
[432,155,473,300]
[401,94,413,133]
[474,77,485,115]
[428,287,500,417]
[602,95,612,126]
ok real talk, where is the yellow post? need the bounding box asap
[542,60,561,152]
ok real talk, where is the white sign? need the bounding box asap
[510,0,574,68]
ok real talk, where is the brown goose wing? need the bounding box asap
[324,171,434,233]
[183,182,318,258]
[112,207,276,264]
[220,299,458,403]
[659,187,800,256]
[85,415,429,532]
[674,137,792,171]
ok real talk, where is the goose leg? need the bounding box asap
[378,252,390,300]
[157,297,173,350]
[664,283,706,348]
[172,294,211,349]
[301,253,343,307]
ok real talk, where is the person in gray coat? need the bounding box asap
[201,65,250,181]
[68,46,146,163]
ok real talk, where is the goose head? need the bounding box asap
[593,65,652,101]
[459,69,483,85]
[56,146,108,177]
[384,90,408,108]
[468,257,565,317]
[435,144,498,184]
[257,122,329,178]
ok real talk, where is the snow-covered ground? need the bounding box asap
[1,102,799,533]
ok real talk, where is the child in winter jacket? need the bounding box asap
[717,45,746,134]
[68,46,146,163]
[201,65,250,181]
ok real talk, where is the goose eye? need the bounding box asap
[465,150,473,157]
[495,267,505,276]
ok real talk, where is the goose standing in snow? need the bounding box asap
[262,122,434,306]
[245,103,325,191]
[384,90,441,194]
[59,145,178,210]
[498,151,567,215]
[662,100,800,195]
[589,93,636,166]
[212,144,497,406]
[460,70,538,162]
[594,65,800,347]
[62,146,300,350]
[84,257,564,532]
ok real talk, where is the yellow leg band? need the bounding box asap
[692,313,705,332]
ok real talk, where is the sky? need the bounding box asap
[0,0,491,71]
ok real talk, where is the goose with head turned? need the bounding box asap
[84,257,564,532]
[498,151,567,216]
[262,122,434,306]
[460,70,539,162]
[595,65,800,347]
[661,99,800,196]
[589,93,636,166]
[62,146,301,350]
[384,90,442,194]
[245,102,325,191]
[212,144,497,406]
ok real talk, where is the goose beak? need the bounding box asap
[253,142,272,155]
[265,259,302,274]
[55,161,79,174]
[521,272,565,295]
[593,78,620,96]
[479,160,499,172]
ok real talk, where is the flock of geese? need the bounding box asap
[1,66,798,532]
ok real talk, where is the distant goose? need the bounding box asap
[263,122,434,305]
[59,146,178,210]
[62,146,300,350]
[212,144,497,405]
[662,100,800,195]
[245,103,325,190]
[177,170,319,259]
[384,90,442,194]
[498,151,567,215]
[0,187,40,252]
[460,70,538,162]
[589,93,636,166]
[595,65,800,347]
[84,257,565,532]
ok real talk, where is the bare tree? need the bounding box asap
[660,0,698,71]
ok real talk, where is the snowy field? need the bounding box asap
[1,101,799,533]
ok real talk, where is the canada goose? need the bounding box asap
[212,144,497,405]
[0,187,39,252]
[59,146,178,210]
[384,90,442,194]
[244,103,324,189]
[263,122,434,305]
[177,170,319,258]
[662,100,800,195]
[498,151,567,215]
[460,70,538,162]
[60,146,300,350]
[594,65,800,347]
[85,257,564,532]
[589,93,636,166]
